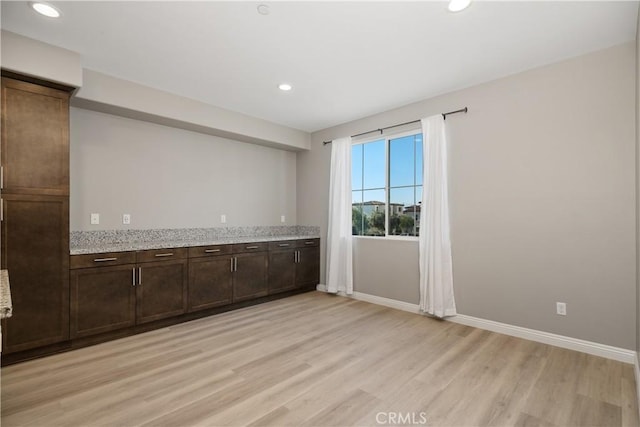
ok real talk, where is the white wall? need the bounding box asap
[70,108,297,231]
[299,42,636,349]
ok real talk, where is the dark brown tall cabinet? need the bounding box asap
[1,76,72,353]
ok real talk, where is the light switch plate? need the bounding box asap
[90,213,100,225]
[221,214,227,224]
[281,215,286,223]
[123,214,131,225]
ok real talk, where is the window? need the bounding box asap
[352,131,423,237]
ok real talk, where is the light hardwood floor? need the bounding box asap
[2,291,638,427]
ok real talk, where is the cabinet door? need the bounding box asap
[296,246,320,289]
[268,249,296,294]
[1,194,69,353]
[233,252,268,302]
[1,77,70,196]
[188,256,233,312]
[70,264,136,338]
[136,259,188,324]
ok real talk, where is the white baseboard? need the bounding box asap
[449,313,635,364]
[315,285,635,364]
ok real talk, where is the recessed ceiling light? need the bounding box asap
[278,83,292,91]
[257,4,270,15]
[448,0,471,13]
[29,2,61,18]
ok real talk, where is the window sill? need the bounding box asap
[352,235,419,242]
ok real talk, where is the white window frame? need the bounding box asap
[352,128,422,241]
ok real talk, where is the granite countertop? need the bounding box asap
[0,269,12,319]
[71,234,320,255]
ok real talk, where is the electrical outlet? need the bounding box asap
[221,214,226,224]
[122,214,131,225]
[281,215,286,223]
[556,302,567,316]
[90,213,100,225]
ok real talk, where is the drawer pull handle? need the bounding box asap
[94,257,117,262]
[204,249,221,253]
[154,253,174,257]
[246,246,259,250]
[305,241,315,245]
[278,243,290,247]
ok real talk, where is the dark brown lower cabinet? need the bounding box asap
[233,252,269,302]
[296,245,320,288]
[1,194,69,353]
[49,239,316,361]
[268,239,320,294]
[70,249,188,332]
[136,258,188,324]
[70,264,136,338]
[268,241,297,294]
[188,254,233,312]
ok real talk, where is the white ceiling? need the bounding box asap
[1,1,638,133]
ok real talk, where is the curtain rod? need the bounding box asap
[322,107,468,145]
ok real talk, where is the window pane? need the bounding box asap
[389,135,415,187]
[351,132,423,238]
[363,139,385,190]
[415,186,422,236]
[352,144,363,191]
[389,187,417,236]
[352,191,364,236]
[416,135,423,185]
[362,189,385,236]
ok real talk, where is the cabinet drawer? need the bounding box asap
[188,244,232,258]
[232,242,268,253]
[268,240,298,251]
[70,251,136,269]
[136,248,188,263]
[297,238,319,248]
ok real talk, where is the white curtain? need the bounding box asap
[326,136,354,295]
[419,115,456,317]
